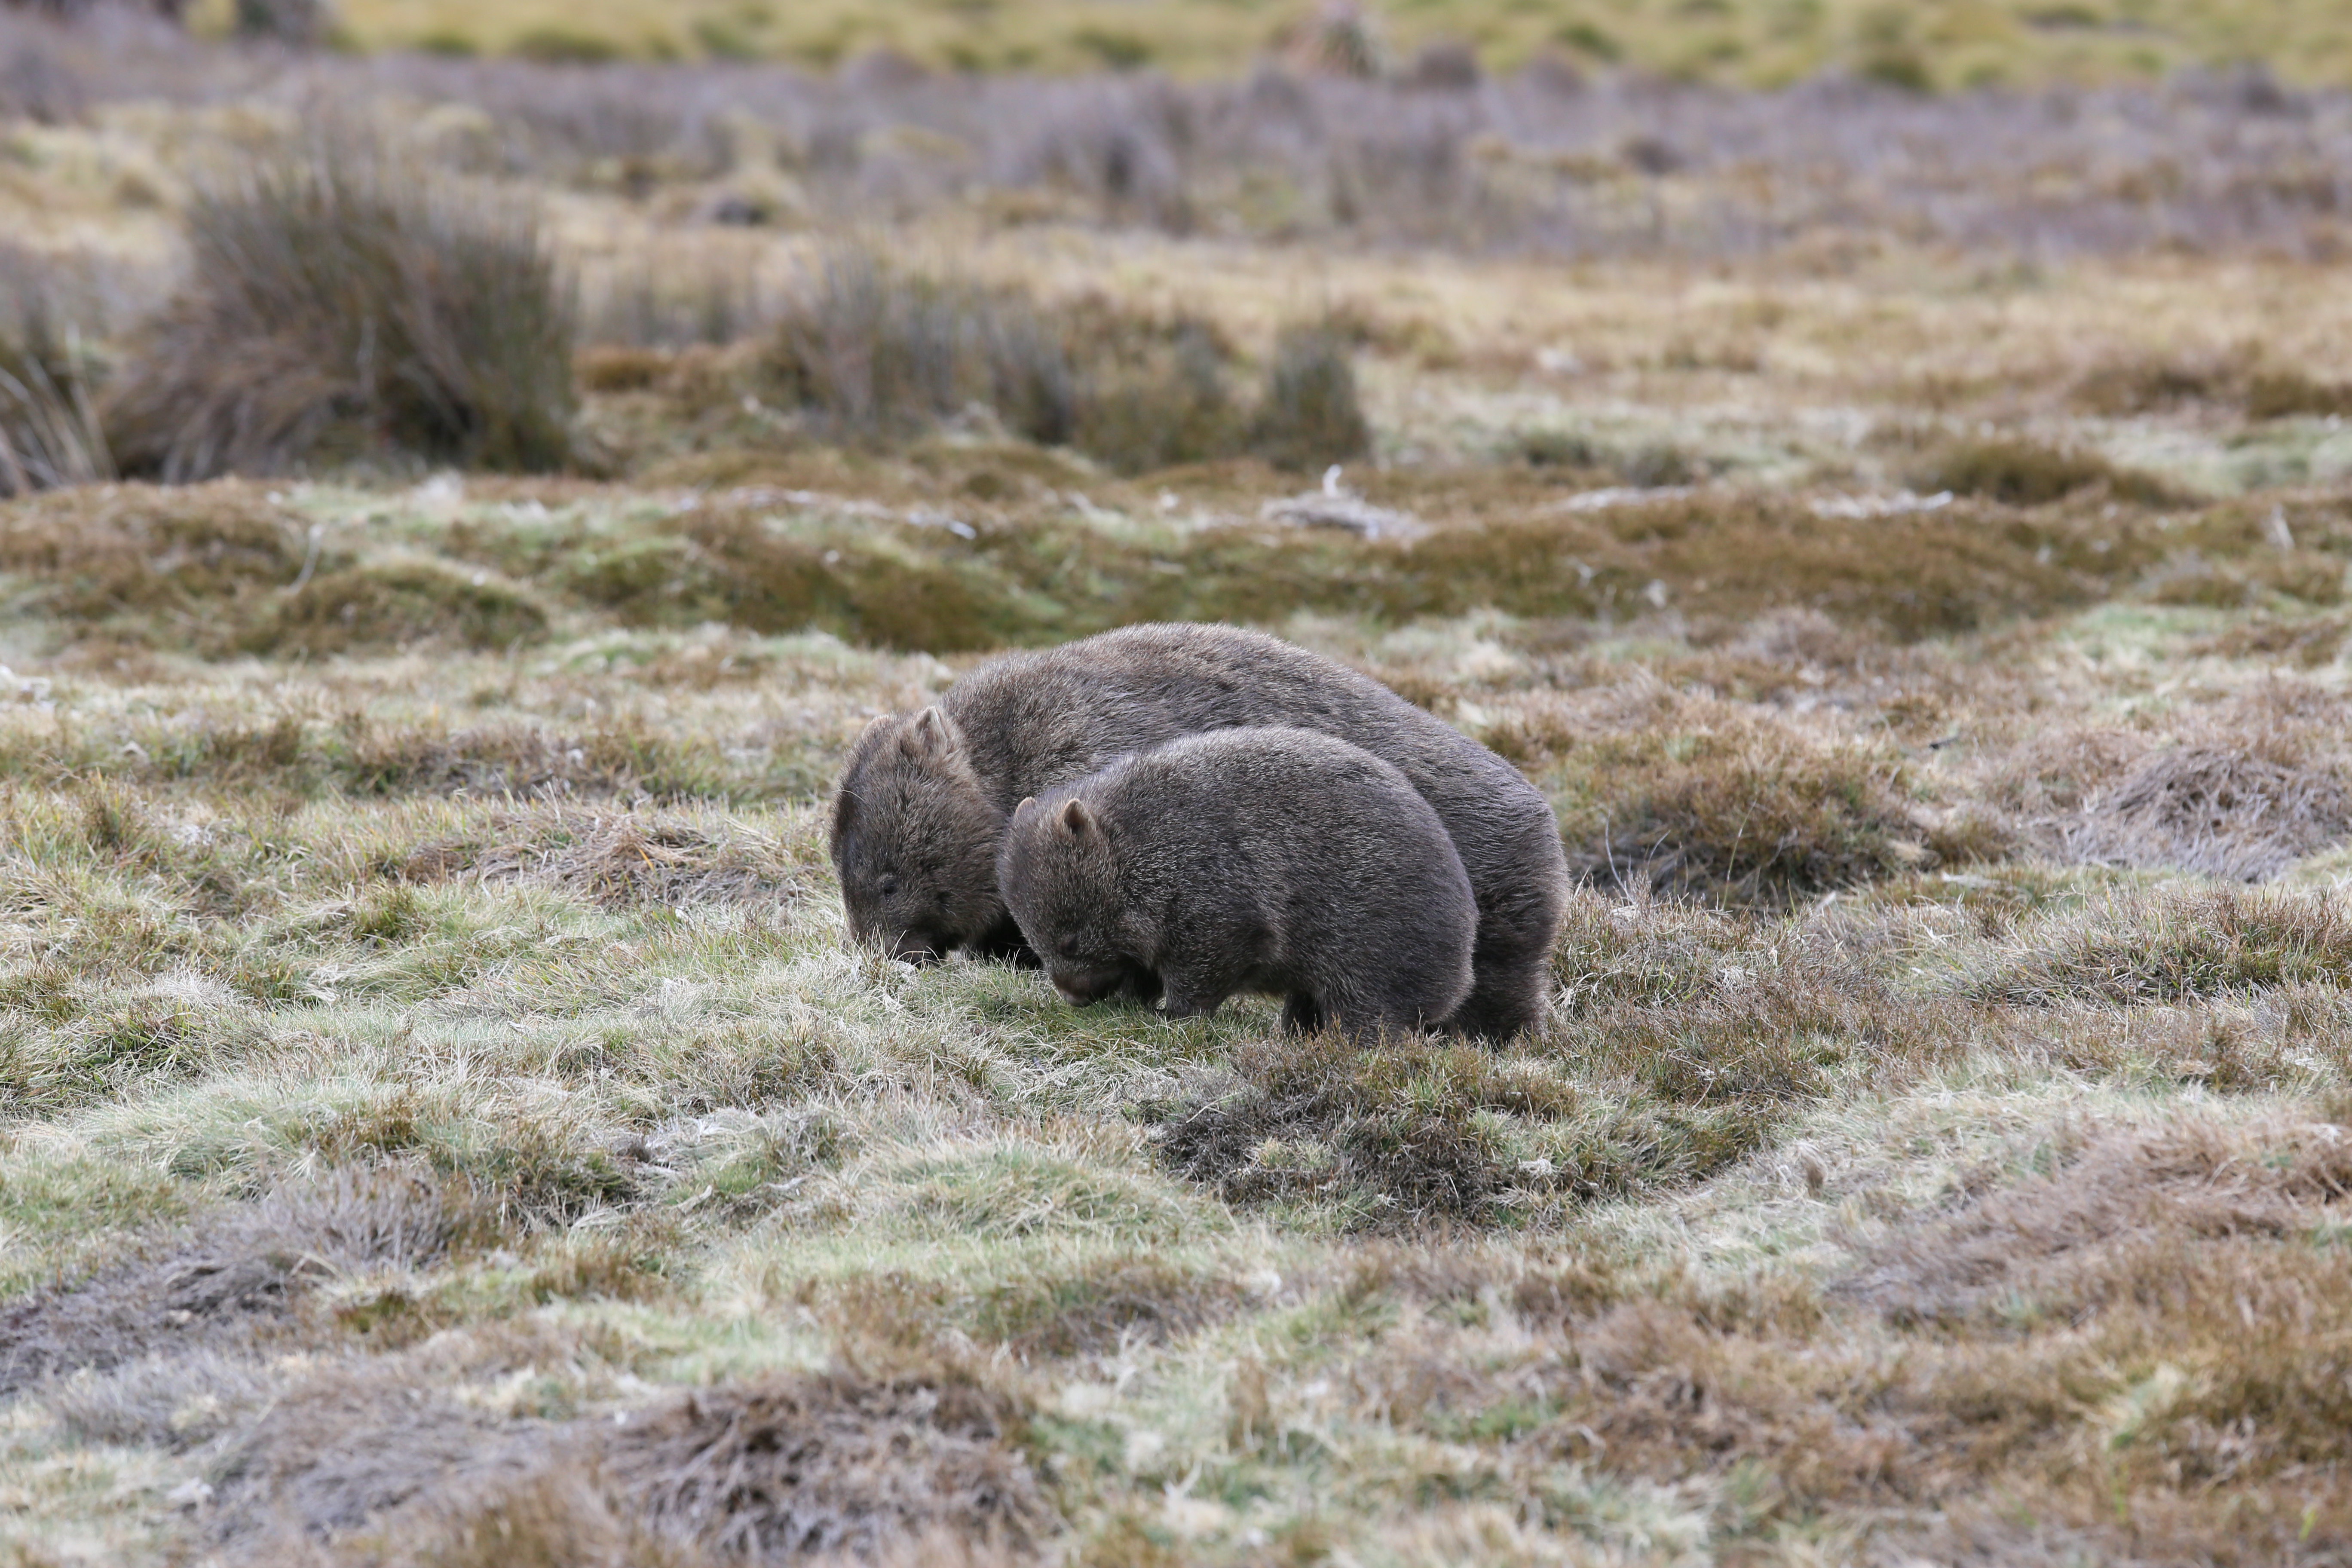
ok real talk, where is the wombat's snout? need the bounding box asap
[890,929,948,963]
[1051,965,1125,1005]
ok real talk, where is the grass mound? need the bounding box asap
[104,130,576,480]
[1559,723,1948,906]
[0,482,305,652]
[1913,435,2182,508]
[1976,885,2352,1005]
[255,557,550,656]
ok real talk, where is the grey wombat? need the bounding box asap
[830,622,1564,1038]
[996,727,1476,1042]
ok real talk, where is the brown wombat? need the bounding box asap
[997,728,1476,1041]
[829,622,1566,1038]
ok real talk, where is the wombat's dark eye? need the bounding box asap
[877,875,900,897]
[935,891,951,909]
[1057,935,1080,957]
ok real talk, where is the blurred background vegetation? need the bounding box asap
[165,0,2352,90]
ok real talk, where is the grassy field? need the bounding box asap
[171,0,2352,88]
[6,14,2352,1567]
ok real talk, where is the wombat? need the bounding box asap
[998,728,1476,1041]
[829,622,1566,1038]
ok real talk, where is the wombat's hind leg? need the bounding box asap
[1281,993,1326,1034]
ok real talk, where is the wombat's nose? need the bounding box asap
[890,931,943,963]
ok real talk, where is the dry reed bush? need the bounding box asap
[1250,322,1369,473]
[763,246,1356,478]
[0,245,113,497]
[104,129,576,481]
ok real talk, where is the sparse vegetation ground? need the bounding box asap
[7,10,2352,1568]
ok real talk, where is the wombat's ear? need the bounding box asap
[1060,798,1096,836]
[1013,795,1037,818]
[899,706,962,762]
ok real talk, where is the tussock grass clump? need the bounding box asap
[2071,742,2351,882]
[104,131,576,481]
[1975,885,2352,1005]
[398,803,817,911]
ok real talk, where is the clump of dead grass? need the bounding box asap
[602,1364,1050,1562]
[2067,743,2351,882]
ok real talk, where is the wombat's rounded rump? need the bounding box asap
[998,728,1476,1041]
[829,622,1566,1038]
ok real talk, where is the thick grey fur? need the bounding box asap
[828,622,1568,1038]
[997,727,1476,1042]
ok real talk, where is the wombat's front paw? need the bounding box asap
[1161,995,1219,1020]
